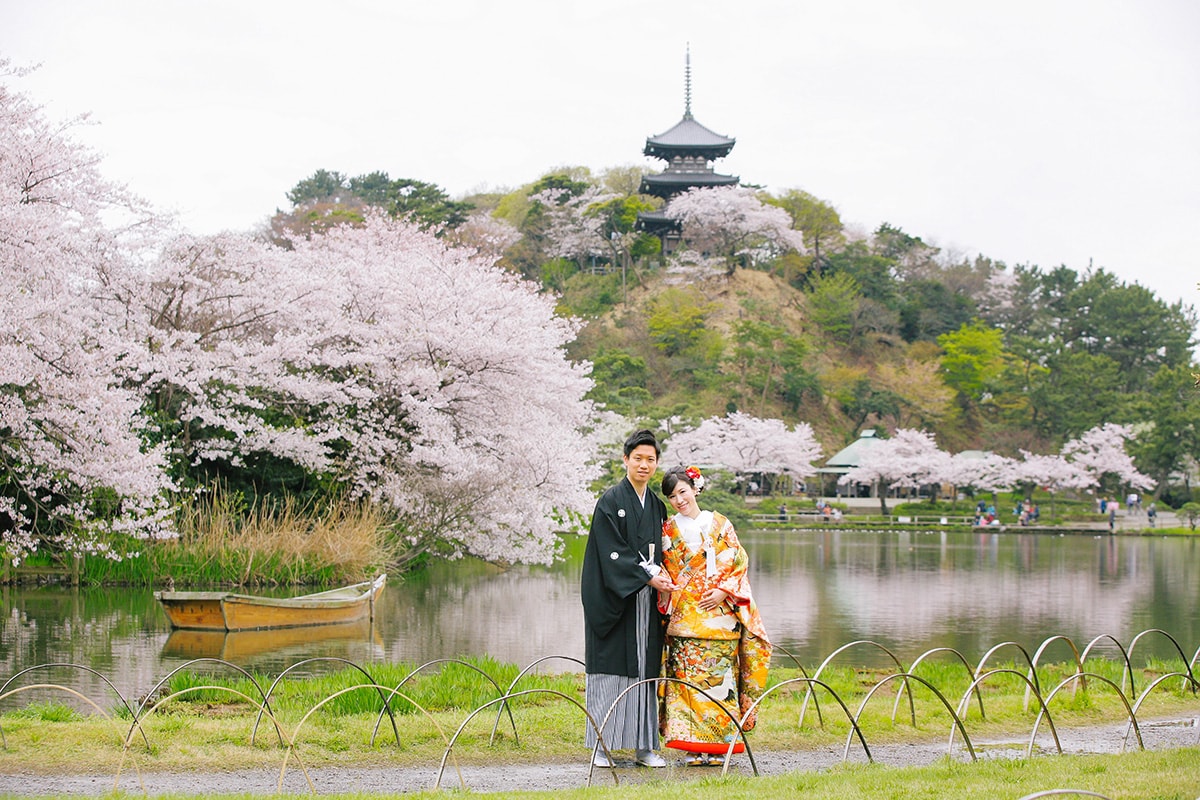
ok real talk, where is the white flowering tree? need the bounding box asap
[1060,423,1155,495]
[123,215,601,566]
[839,428,949,515]
[665,186,805,275]
[1007,451,1094,519]
[531,185,617,268]
[1,63,173,561]
[665,412,822,495]
[2,66,602,567]
[443,210,521,260]
[944,450,1017,507]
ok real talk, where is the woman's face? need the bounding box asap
[667,481,699,517]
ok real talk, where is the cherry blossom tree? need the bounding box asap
[3,65,601,567]
[664,412,822,494]
[122,214,601,566]
[1060,423,1155,493]
[531,185,617,267]
[839,428,949,515]
[1,64,173,562]
[1007,451,1094,519]
[664,186,805,275]
[944,450,1016,507]
[443,210,521,261]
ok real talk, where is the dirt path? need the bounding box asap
[1,715,1196,796]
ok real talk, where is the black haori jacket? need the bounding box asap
[581,477,669,677]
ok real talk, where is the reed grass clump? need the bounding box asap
[82,484,391,587]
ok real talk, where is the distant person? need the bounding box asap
[778,503,787,522]
[581,429,675,768]
[658,465,771,766]
[1147,502,1157,527]
[1108,503,1117,532]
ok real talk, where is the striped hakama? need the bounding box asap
[585,584,660,750]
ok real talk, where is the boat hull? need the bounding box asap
[155,574,386,631]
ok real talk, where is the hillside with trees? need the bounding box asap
[3,62,1198,575]
[269,163,1199,506]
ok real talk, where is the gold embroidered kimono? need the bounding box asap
[657,510,771,754]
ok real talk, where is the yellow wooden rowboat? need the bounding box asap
[155,574,386,631]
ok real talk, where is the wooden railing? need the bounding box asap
[751,513,979,527]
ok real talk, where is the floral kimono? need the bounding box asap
[657,509,771,754]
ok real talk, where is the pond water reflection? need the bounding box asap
[2,529,1197,708]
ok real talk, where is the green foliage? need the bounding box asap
[727,314,813,414]
[538,257,578,293]
[823,239,899,307]
[833,377,902,435]
[555,270,622,318]
[898,278,975,342]
[1061,272,1196,393]
[587,349,648,395]
[285,168,347,205]
[646,288,716,357]
[805,271,862,345]
[158,657,580,718]
[937,321,1007,401]
[1025,349,1126,438]
[1132,364,1200,499]
[629,231,662,259]
[6,702,83,722]
[282,169,471,231]
[529,170,591,198]
[765,188,845,269]
[1179,502,1200,530]
[348,173,472,229]
[874,221,938,266]
[588,195,655,235]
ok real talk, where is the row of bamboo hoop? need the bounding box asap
[0,628,1196,793]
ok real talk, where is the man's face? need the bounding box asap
[623,444,658,491]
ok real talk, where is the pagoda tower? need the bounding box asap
[637,48,739,252]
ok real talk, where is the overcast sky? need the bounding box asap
[4,0,1198,312]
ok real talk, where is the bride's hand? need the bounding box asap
[699,588,728,610]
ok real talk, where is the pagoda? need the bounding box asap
[637,48,739,252]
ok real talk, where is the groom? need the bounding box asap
[580,429,676,767]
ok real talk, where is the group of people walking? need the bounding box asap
[581,429,771,768]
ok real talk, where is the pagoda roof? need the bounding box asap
[640,170,739,198]
[634,210,680,234]
[644,115,736,159]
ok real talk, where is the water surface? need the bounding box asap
[2,529,1196,708]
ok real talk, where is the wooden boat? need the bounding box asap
[155,574,386,631]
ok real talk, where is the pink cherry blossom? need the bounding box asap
[665,411,822,486]
[664,185,805,269]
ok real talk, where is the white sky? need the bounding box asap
[4,0,1199,313]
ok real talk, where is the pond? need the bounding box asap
[2,528,1197,708]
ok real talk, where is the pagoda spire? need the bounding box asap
[636,47,740,248]
[684,44,693,120]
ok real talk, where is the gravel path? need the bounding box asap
[1,715,1196,795]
